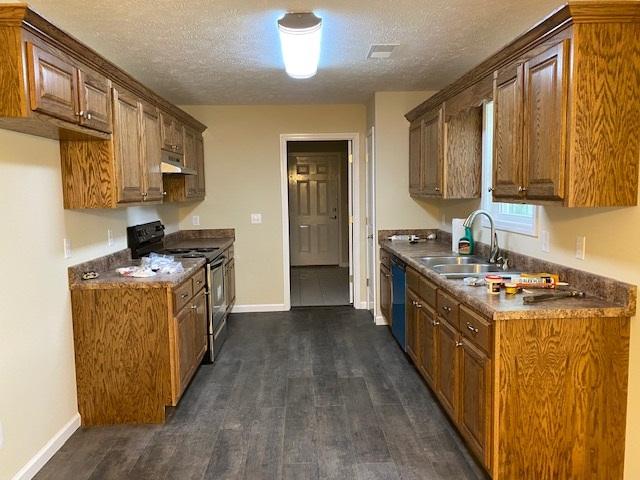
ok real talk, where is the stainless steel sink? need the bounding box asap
[432,264,503,275]
[417,256,487,268]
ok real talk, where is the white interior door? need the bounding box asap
[289,152,340,266]
[365,127,376,312]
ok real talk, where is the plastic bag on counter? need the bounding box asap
[141,253,185,274]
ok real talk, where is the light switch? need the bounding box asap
[575,235,586,260]
[63,238,72,259]
[192,215,200,226]
[541,230,550,253]
[251,213,262,224]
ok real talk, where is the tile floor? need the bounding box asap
[290,267,351,307]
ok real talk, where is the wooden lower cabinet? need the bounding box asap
[458,338,492,467]
[406,288,420,364]
[400,264,631,478]
[436,316,460,420]
[70,267,208,425]
[379,263,391,323]
[417,305,438,389]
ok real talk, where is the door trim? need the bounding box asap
[280,133,362,310]
[365,126,377,314]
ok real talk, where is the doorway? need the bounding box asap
[287,141,350,307]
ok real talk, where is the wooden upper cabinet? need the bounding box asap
[194,134,206,197]
[112,86,143,203]
[77,69,112,133]
[493,62,524,200]
[26,42,79,123]
[140,101,164,202]
[523,40,569,201]
[184,127,199,198]
[422,107,444,196]
[409,120,423,194]
[161,112,184,155]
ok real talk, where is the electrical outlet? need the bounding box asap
[192,215,200,226]
[107,228,114,247]
[575,235,586,260]
[63,238,72,259]
[251,213,262,224]
[541,230,550,253]
[0,421,4,449]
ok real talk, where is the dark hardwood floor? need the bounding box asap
[35,307,487,480]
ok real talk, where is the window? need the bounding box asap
[481,101,538,236]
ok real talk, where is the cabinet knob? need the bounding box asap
[518,186,528,193]
[162,191,167,196]
[455,341,463,348]
[442,305,452,313]
[78,110,85,117]
[191,305,197,310]
[434,187,440,192]
[86,113,92,120]
[488,187,494,193]
[432,320,440,326]
[416,303,422,309]
[181,293,189,299]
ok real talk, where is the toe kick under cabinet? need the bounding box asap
[405,265,630,479]
[70,267,208,425]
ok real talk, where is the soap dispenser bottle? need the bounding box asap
[458,226,474,255]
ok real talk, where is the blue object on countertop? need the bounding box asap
[391,257,406,351]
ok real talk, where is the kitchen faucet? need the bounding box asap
[463,209,501,264]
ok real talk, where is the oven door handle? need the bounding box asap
[210,256,226,269]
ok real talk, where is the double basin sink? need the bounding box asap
[418,255,518,279]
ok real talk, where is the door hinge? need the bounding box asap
[349,216,353,224]
[348,154,353,164]
[349,274,353,283]
[366,278,370,287]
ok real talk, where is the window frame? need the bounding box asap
[480,101,538,237]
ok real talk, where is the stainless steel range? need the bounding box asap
[127,221,228,364]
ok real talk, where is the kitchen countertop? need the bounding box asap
[69,257,206,290]
[68,230,235,291]
[380,239,635,320]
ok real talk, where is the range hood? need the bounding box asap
[161,151,196,175]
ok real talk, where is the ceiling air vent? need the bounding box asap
[367,44,399,59]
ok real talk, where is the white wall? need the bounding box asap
[0,129,180,480]
[178,105,368,309]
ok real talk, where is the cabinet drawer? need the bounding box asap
[460,306,491,354]
[192,269,206,293]
[419,276,437,309]
[437,290,460,328]
[173,279,193,313]
[407,267,420,293]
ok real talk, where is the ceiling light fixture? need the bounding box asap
[277,12,322,79]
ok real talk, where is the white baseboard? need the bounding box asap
[231,304,288,313]
[355,301,368,310]
[375,315,389,325]
[12,413,81,480]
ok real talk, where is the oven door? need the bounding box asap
[207,256,227,340]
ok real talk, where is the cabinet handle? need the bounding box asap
[181,293,189,299]
[455,341,463,347]
[518,186,528,193]
[466,322,479,334]
[442,305,452,313]
[191,305,197,310]
[432,320,440,326]
[434,187,440,192]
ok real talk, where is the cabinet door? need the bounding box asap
[418,305,438,390]
[140,102,163,201]
[112,87,144,203]
[77,69,112,133]
[184,127,199,198]
[422,108,443,196]
[192,289,208,362]
[409,120,423,194]
[523,40,569,201]
[161,113,184,154]
[26,42,79,123]
[493,63,524,199]
[437,317,459,420]
[380,265,391,324]
[175,305,196,396]
[194,134,206,197]
[459,338,492,468]
[406,289,420,364]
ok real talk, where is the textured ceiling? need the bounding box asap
[24,0,564,104]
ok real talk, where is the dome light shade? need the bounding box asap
[277,13,322,79]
